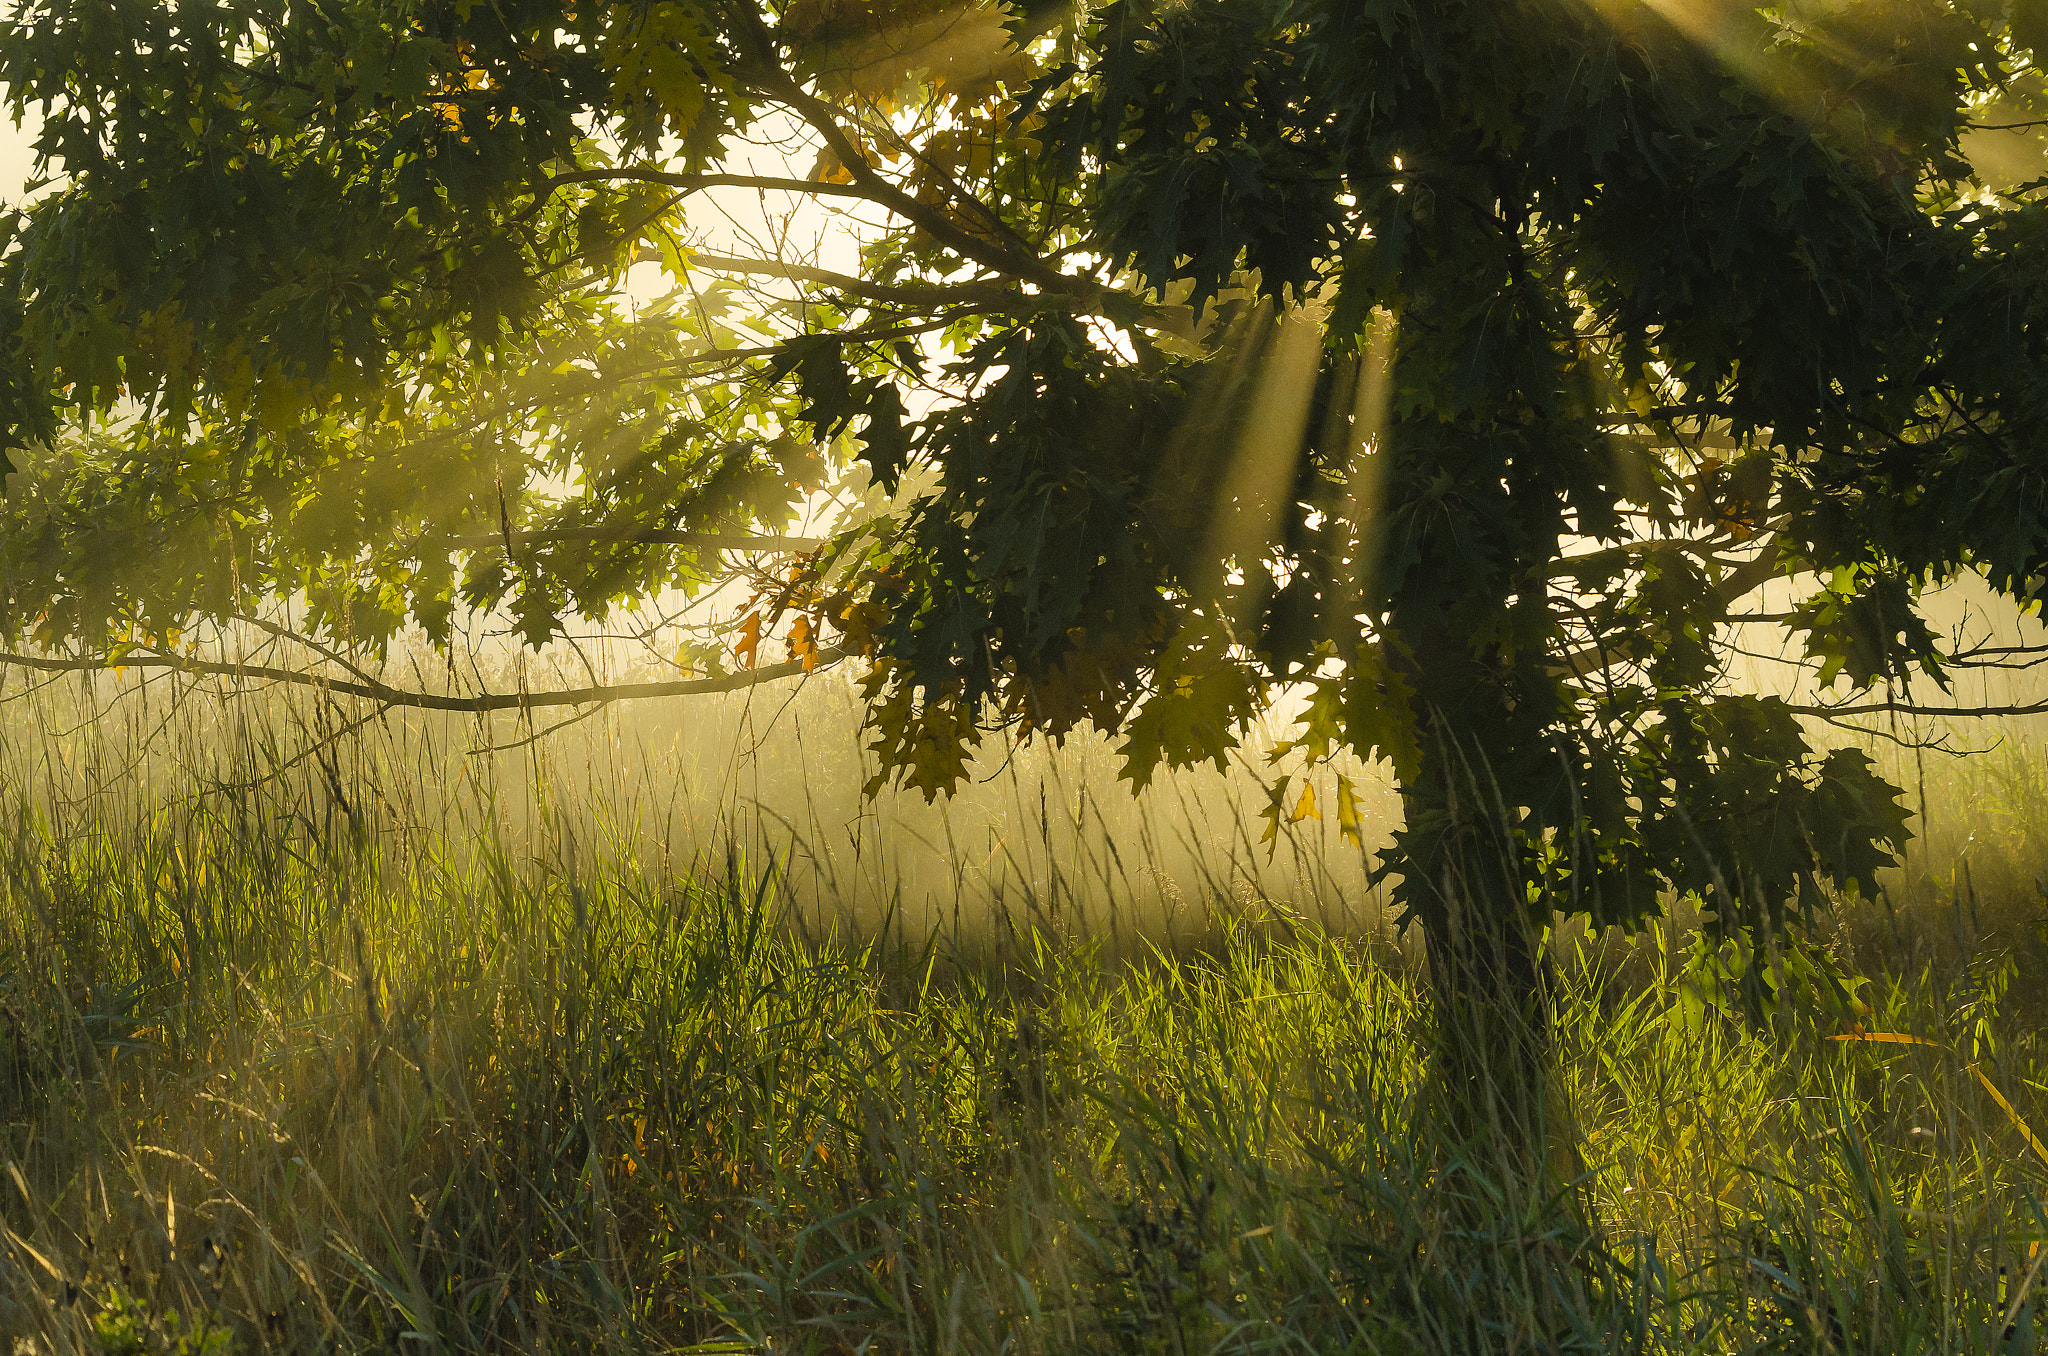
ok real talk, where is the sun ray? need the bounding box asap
[1315,311,1399,649]
[1197,306,1324,635]
[1591,0,1808,115]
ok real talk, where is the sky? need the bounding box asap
[0,107,35,204]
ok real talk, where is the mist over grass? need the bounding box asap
[4,659,2048,1353]
[2,652,1404,954]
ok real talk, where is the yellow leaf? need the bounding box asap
[1290,782,1319,823]
[655,234,693,280]
[810,146,859,184]
[836,596,890,655]
[1336,774,1364,847]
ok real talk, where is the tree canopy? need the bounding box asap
[8,0,2048,967]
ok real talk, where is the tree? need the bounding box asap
[8,0,2048,1165]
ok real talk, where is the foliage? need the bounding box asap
[11,1,2048,955]
[91,1288,235,1356]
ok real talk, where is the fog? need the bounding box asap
[7,558,2047,960]
[0,638,1403,957]
[8,100,2048,956]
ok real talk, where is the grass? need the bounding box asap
[3,685,2048,1353]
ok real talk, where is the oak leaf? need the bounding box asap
[732,610,763,669]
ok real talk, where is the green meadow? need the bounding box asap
[3,681,2046,1356]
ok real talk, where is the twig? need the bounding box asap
[671,249,1015,306]
[205,704,395,797]
[467,703,610,754]
[437,527,824,552]
[230,615,387,690]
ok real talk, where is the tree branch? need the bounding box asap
[1787,697,2048,719]
[525,155,1085,307]
[0,647,849,712]
[1594,402,1740,426]
[1797,709,1964,749]
[232,612,389,689]
[527,166,880,210]
[740,63,1099,299]
[1546,535,1788,608]
[209,702,396,796]
[1713,538,1789,607]
[1549,536,1750,576]
[625,308,1005,378]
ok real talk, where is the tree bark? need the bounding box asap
[1401,740,1557,1179]
[1389,613,1580,1196]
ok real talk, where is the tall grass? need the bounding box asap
[2,775,2046,1353]
[2,674,2047,1353]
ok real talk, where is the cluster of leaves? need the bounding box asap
[10,0,2048,954]
[801,0,2034,945]
[0,0,805,655]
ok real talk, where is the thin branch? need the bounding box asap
[623,308,1004,380]
[1547,630,1649,683]
[232,613,387,689]
[525,167,879,213]
[1713,538,1790,607]
[1787,697,2048,719]
[437,527,826,552]
[1941,651,2048,672]
[1798,708,1964,750]
[0,647,849,713]
[1549,536,1749,575]
[674,249,1016,306]
[208,703,395,796]
[526,157,1083,310]
[468,703,610,754]
[1594,402,1740,426]
[740,61,1098,299]
[1944,639,2048,661]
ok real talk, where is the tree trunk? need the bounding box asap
[1395,705,1582,1199]
[1406,768,1550,1157]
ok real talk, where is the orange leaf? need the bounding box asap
[788,614,818,673]
[733,611,763,669]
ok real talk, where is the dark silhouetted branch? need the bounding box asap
[0,647,849,712]
[1788,697,2048,719]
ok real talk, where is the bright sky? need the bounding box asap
[0,108,37,204]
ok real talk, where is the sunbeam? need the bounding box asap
[1197,304,1324,635]
[1329,310,1398,641]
